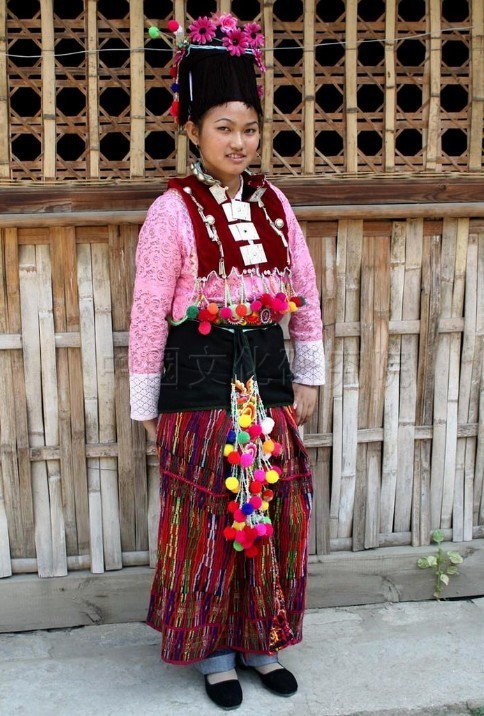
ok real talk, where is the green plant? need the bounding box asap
[468,708,484,716]
[417,529,464,600]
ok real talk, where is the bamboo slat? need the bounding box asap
[430,220,457,529]
[92,243,122,570]
[77,243,104,573]
[40,0,56,180]
[339,220,362,541]
[425,0,441,170]
[344,0,358,173]
[303,0,315,174]
[394,220,423,532]
[0,3,9,178]
[87,0,100,178]
[19,246,54,577]
[469,0,484,171]
[0,232,12,575]
[37,244,67,576]
[381,222,405,534]
[4,230,34,557]
[456,233,479,540]
[476,233,484,525]
[441,220,467,534]
[384,0,396,171]
[413,234,440,545]
[130,0,145,179]
[330,221,347,539]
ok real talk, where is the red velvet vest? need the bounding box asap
[168,173,290,278]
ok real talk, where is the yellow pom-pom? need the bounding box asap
[225,476,239,492]
[261,500,269,511]
[238,414,252,429]
[262,439,275,453]
[223,444,234,457]
[233,521,246,531]
[265,469,280,484]
[289,301,297,312]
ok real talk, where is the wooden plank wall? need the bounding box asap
[1,209,483,578]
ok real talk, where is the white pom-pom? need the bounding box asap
[261,417,275,435]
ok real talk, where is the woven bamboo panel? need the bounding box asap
[2,0,482,182]
[1,210,483,576]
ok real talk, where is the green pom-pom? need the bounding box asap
[233,542,244,551]
[237,431,250,445]
[148,26,161,39]
[186,305,199,319]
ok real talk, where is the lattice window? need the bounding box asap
[314,0,346,172]
[7,0,43,181]
[439,0,471,171]
[271,0,304,175]
[2,0,481,181]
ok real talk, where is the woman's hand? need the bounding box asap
[142,418,158,443]
[292,384,318,426]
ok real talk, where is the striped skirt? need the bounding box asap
[147,405,313,665]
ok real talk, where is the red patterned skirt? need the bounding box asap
[147,405,312,664]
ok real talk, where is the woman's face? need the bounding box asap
[185,102,260,192]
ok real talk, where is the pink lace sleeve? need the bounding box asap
[272,184,325,385]
[128,190,188,420]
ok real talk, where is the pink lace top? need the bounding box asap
[129,181,325,420]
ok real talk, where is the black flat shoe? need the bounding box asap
[204,675,243,710]
[237,657,298,697]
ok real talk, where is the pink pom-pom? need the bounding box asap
[255,523,266,536]
[272,465,282,475]
[234,531,247,544]
[250,496,263,509]
[234,509,246,523]
[275,292,286,301]
[265,524,274,537]
[248,424,262,440]
[198,321,211,335]
[219,306,232,319]
[253,469,266,482]
[250,300,262,312]
[272,442,282,457]
[240,452,254,468]
[167,20,180,32]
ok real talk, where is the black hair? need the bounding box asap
[177,50,262,127]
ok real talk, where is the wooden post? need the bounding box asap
[0,2,9,179]
[345,0,358,173]
[469,0,484,171]
[303,0,316,174]
[262,0,274,173]
[87,0,100,178]
[384,0,396,171]
[40,0,56,180]
[424,0,441,170]
[175,0,188,175]
[130,0,145,178]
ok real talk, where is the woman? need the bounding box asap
[129,12,325,710]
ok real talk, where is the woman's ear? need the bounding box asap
[185,120,199,147]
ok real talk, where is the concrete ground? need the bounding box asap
[0,599,483,716]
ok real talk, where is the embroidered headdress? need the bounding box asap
[151,12,265,126]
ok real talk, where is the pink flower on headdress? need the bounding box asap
[189,16,217,44]
[244,22,264,49]
[253,49,266,73]
[257,84,264,99]
[222,29,249,56]
[217,13,238,34]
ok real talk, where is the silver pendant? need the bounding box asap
[229,222,260,244]
[240,243,267,266]
[209,184,228,204]
[232,201,252,222]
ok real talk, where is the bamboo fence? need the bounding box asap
[0,0,483,579]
